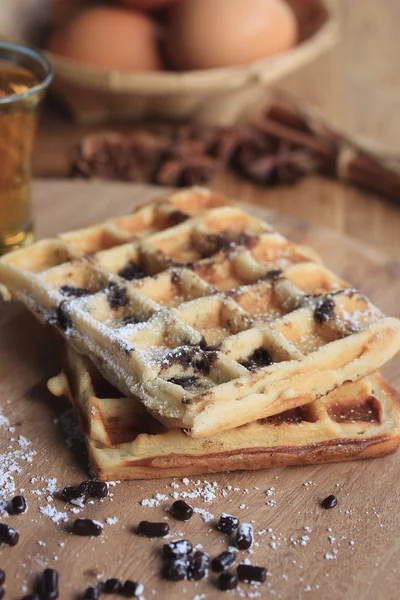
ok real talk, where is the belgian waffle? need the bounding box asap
[48,345,400,481]
[1,188,400,438]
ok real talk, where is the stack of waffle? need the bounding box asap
[1,188,400,480]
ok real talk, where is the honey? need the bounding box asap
[0,60,40,254]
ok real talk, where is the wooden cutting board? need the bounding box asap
[1,180,399,600]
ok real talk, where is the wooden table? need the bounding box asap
[0,180,399,600]
[33,0,400,260]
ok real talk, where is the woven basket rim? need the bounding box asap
[47,11,338,95]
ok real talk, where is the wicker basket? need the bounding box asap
[45,0,337,125]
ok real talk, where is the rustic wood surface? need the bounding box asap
[32,0,400,260]
[0,180,399,600]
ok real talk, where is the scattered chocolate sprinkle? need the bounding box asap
[162,558,189,581]
[217,513,240,535]
[314,298,335,323]
[211,550,236,573]
[0,523,19,546]
[188,551,209,581]
[118,261,146,281]
[163,539,193,558]
[106,285,129,310]
[72,518,103,537]
[10,495,27,515]
[171,499,193,521]
[82,586,99,600]
[61,484,87,504]
[137,521,170,538]
[41,568,59,600]
[218,571,239,591]
[122,580,143,598]
[59,285,90,298]
[236,523,253,550]
[103,579,122,594]
[237,563,267,583]
[321,494,338,509]
[83,480,108,499]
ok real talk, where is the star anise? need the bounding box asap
[153,155,218,187]
[230,126,317,186]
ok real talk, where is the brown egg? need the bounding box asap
[164,0,298,71]
[117,0,183,10]
[48,6,162,71]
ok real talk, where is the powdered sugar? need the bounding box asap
[39,504,68,524]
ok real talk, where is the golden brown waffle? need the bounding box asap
[1,188,400,437]
[48,345,400,481]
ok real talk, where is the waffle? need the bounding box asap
[48,344,400,481]
[1,188,400,438]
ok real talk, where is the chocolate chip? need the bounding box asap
[61,484,87,504]
[118,261,146,281]
[0,571,4,586]
[72,518,103,537]
[10,495,27,515]
[188,551,209,581]
[82,587,99,600]
[237,563,267,583]
[22,595,39,600]
[0,523,19,546]
[0,589,4,600]
[239,347,273,371]
[171,500,193,521]
[167,376,199,389]
[167,210,189,226]
[236,523,253,550]
[218,571,239,590]
[120,315,139,326]
[264,269,283,280]
[211,551,236,572]
[103,578,122,594]
[48,303,72,331]
[162,558,189,581]
[137,521,170,538]
[314,298,335,323]
[60,285,90,298]
[217,513,240,534]
[41,568,59,600]
[122,580,143,597]
[82,481,108,499]
[162,539,193,558]
[320,494,338,509]
[106,285,129,309]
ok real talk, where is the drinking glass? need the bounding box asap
[0,42,53,255]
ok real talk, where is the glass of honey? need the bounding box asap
[0,42,53,255]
